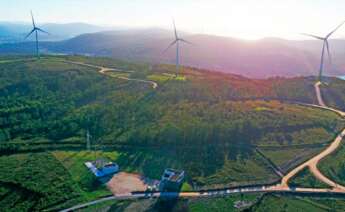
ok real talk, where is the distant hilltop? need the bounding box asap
[1,26,345,78]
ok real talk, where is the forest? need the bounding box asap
[0,56,344,210]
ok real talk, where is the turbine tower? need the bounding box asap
[163,19,191,76]
[302,21,345,82]
[25,11,49,59]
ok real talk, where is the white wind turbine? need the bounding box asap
[302,21,345,82]
[163,19,192,76]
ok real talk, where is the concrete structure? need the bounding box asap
[160,168,185,191]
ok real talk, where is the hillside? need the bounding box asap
[0,22,111,43]
[1,29,345,78]
[0,56,344,210]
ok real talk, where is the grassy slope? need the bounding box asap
[52,151,119,201]
[189,194,260,212]
[251,195,329,212]
[259,147,323,173]
[321,79,345,111]
[289,168,330,188]
[319,143,345,186]
[0,153,81,211]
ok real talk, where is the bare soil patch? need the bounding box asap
[107,172,148,195]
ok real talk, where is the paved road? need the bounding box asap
[61,184,345,212]
[64,60,158,89]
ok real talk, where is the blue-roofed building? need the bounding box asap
[85,159,119,178]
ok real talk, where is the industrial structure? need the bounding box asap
[163,19,191,76]
[301,21,345,82]
[159,168,185,191]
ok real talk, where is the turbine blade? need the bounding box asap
[326,21,345,38]
[173,18,178,40]
[179,38,193,45]
[36,28,49,35]
[301,33,324,40]
[31,10,36,28]
[163,40,177,54]
[325,40,332,65]
[25,29,35,39]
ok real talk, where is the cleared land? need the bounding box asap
[107,172,148,195]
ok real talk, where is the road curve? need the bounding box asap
[280,81,345,189]
[64,60,158,89]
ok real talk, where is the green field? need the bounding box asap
[106,72,130,78]
[147,74,174,83]
[52,151,119,200]
[247,194,345,211]
[258,147,323,173]
[189,194,261,212]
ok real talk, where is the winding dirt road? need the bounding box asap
[279,81,345,190]
[64,60,158,89]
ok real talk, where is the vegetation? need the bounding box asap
[52,151,119,200]
[189,194,260,212]
[0,153,81,211]
[73,194,345,212]
[321,78,345,111]
[250,194,333,212]
[258,147,323,173]
[319,142,345,186]
[0,56,345,209]
[247,194,345,211]
[289,168,330,188]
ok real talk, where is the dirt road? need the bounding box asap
[280,81,345,190]
[65,61,158,89]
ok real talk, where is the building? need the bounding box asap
[85,159,119,178]
[159,168,185,191]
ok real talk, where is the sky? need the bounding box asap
[1,0,345,40]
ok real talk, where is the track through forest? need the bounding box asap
[61,65,345,211]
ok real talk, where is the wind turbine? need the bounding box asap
[163,19,191,76]
[302,21,345,82]
[25,11,49,59]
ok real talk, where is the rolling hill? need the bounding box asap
[0,22,111,43]
[1,28,345,78]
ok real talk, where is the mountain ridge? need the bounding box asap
[0,27,345,78]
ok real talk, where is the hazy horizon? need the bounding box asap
[1,0,345,40]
